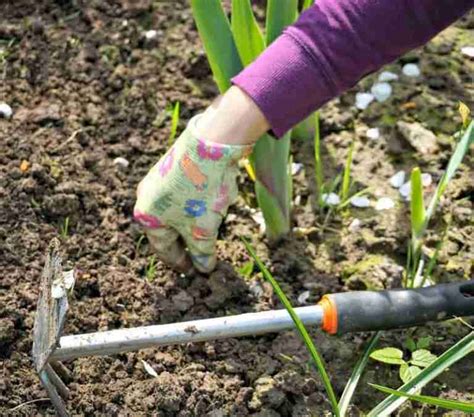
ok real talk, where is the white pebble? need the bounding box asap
[0,102,13,118]
[142,360,159,378]
[293,194,301,206]
[113,157,130,168]
[226,213,237,222]
[461,46,474,58]
[348,218,361,231]
[51,284,66,299]
[355,92,375,110]
[421,173,432,187]
[297,290,311,305]
[350,196,371,208]
[251,211,266,234]
[378,71,399,82]
[366,127,380,140]
[145,30,158,40]
[399,181,411,199]
[389,171,406,188]
[402,63,420,77]
[375,197,395,211]
[371,82,392,102]
[321,192,341,206]
[291,162,303,175]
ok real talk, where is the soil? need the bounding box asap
[0,2,473,416]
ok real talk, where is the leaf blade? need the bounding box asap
[370,347,406,365]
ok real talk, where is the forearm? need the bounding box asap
[233,0,473,137]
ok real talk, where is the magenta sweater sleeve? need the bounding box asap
[232,0,473,137]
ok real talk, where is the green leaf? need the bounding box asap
[369,383,474,413]
[370,348,406,365]
[242,238,340,416]
[399,363,422,384]
[339,332,381,416]
[411,349,437,368]
[416,336,433,350]
[231,0,265,66]
[404,338,417,352]
[425,121,474,224]
[368,332,474,417]
[168,101,180,145]
[340,141,354,203]
[237,260,254,279]
[265,0,298,44]
[302,0,314,11]
[459,101,471,129]
[410,167,425,240]
[191,0,242,92]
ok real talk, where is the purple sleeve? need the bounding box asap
[232,0,473,138]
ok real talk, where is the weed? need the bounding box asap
[59,217,69,239]
[144,255,157,282]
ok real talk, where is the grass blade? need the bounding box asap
[425,120,473,224]
[340,142,354,204]
[313,111,323,205]
[302,0,314,10]
[339,332,381,416]
[168,102,180,145]
[231,0,265,66]
[191,0,242,92]
[410,167,425,240]
[369,383,474,413]
[368,331,474,417]
[242,238,340,416]
[265,0,298,44]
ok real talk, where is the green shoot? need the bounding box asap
[458,101,470,129]
[59,217,69,239]
[339,332,381,416]
[340,141,354,204]
[368,332,474,416]
[167,102,180,145]
[302,0,314,10]
[135,234,146,258]
[242,238,340,416]
[237,259,254,280]
[313,111,323,206]
[369,384,474,413]
[410,167,425,241]
[145,255,157,282]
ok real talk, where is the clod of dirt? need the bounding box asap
[396,121,438,154]
[0,318,16,352]
[13,102,61,125]
[43,193,80,218]
[204,266,246,310]
[249,376,285,410]
[171,290,194,312]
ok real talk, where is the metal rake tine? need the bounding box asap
[45,363,70,400]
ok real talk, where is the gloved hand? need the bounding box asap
[134,114,253,273]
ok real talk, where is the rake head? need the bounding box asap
[32,239,74,417]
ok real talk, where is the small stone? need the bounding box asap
[251,211,266,234]
[144,30,158,40]
[375,197,395,211]
[399,181,411,200]
[0,102,13,118]
[421,173,432,187]
[297,290,311,305]
[291,162,303,175]
[397,121,438,154]
[350,196,371,208]
[293,194,301,206]
[348,218,361,231]
[321,192,340,206]
[366,127,380,140]
[389,170,406,188]
[249,376,285,410]
[355,92,375,110]
[371,82,392,102]
[461,46,474,58]
[402,63,421,77]
[113,157,130,168]
[378,71,398,82]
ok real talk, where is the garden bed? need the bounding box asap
[0,1,472,416]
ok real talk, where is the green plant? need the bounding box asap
[368,331,474,416]
[144,255,157,282]
[59,217,69,239]
[405,116,473,288]
[243,238,340,416]
[167,101,180,145]
[237,259,255,280]
[370,344,438,384]
[191,0,301,240]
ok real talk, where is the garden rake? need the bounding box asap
[33,239,474,416]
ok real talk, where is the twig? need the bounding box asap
[53,129,82,152]
[8,398,50,412]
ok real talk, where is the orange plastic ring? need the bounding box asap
[319,295,338,335]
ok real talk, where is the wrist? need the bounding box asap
[195,86,270,146]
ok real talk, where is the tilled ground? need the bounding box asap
[0,2,473,416]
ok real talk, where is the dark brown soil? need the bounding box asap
[1,2,473,416]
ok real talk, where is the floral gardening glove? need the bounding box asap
[134,115,253,273]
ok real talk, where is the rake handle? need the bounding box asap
[320,280,474,335]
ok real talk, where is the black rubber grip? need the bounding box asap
[327,280,474,335]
